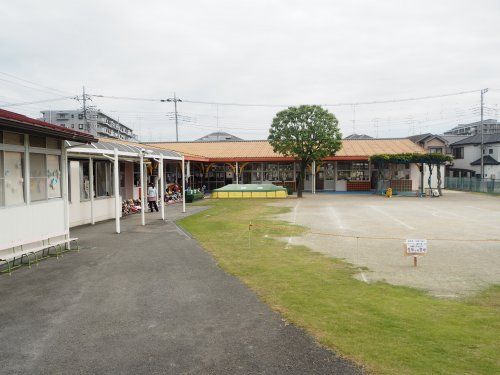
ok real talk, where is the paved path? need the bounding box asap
[0,205,360,374]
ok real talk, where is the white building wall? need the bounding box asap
[409,163,445,190]
[451,144,480,172]
[68,160,121,227]
[0,199,65,247]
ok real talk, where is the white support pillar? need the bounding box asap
[113,148,121,234]
[140,151,145,226]
[333,161,338,191]
[236,162,239,184]
[62,143,69,235]
[182,156,186,213]
[89,156,95,225]
[24,135,30,204]
[159,157,165,220]
[312,161,316,194]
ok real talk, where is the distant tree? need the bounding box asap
[268,105,342,198]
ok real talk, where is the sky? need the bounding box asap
[0,0,499,141]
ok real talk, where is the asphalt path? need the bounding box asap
[0,206,361,374]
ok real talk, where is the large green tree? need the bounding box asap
[268,105,342,197]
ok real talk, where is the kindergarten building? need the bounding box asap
[149,139,439,193]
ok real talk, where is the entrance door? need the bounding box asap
[316,171,324,190]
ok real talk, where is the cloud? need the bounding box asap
[1,0,499,141]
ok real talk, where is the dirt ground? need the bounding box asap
[274,190,500,298]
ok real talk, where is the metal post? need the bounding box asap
[89,156,95,224]
[236,161,239,184]
[62,143,69,234]
[182,156,186,213]
[174,93,179,142]
[113,148,120,234]
[480,88,488,178]
[140,151,145,226]
[160,157,165,220]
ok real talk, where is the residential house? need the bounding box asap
[449,133,500,179]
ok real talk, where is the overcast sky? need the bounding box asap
[1,0,499,141]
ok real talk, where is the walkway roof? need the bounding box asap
[68,138,182,160]
[148,139,425,162]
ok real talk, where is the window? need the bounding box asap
[46,138,60,149]
[429,147,443,154]
[80,161,90,200]
[71,114,74,118]
[2,151,25,206]
[95,160,114,197]
[79,124,84,129]
[4,131,23,145]
[29,135,46,148]
[489,149,493,154]
[337,161,369,181]
[324,163,335,180]
[452,147,464,159]
[71,124,75,129]
[30,153,47,201]
[78,114,84,120]
[47,155,61,198]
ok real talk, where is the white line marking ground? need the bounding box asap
[328,206,347,230]
[286,201,300,249]
[368,205,415,230]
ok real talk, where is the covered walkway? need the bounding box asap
[0,205,360,374]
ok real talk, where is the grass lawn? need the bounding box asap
[178,199,500,374]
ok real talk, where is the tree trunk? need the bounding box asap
[418,163,424,197]
[436,162,442,196]
[428,163,434,196]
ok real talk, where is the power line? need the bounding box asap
[0,71,72,96]
[90,89,481,108]
[0,96,75,108]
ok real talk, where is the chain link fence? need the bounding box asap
[445,177,500,194]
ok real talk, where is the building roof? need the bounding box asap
[195,132,243,142]
[344,134,373,140]
[450,133,500,146]
[0,109,96,143]
[438,134,469,144]
[68,138,182,160]
[470,155,500,166]
[149,139,424,162]
[407,133,433,143]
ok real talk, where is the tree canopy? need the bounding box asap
[268,105,342,197]
[268,105,342,162]
[370,153,453,165]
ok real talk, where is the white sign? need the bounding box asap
[405,239,428,255]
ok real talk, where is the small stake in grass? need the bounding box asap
[248,222,253,249]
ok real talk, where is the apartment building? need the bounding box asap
[444,119,500,136]
[40,109,137,141]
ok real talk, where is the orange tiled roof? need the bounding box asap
[148,139,424,161]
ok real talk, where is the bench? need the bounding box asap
[0,232,79,276]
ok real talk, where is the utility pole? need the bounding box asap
[82,86,88,132]
[161,93,182,142]
[480,88,489,179]
[76,86,92,134]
